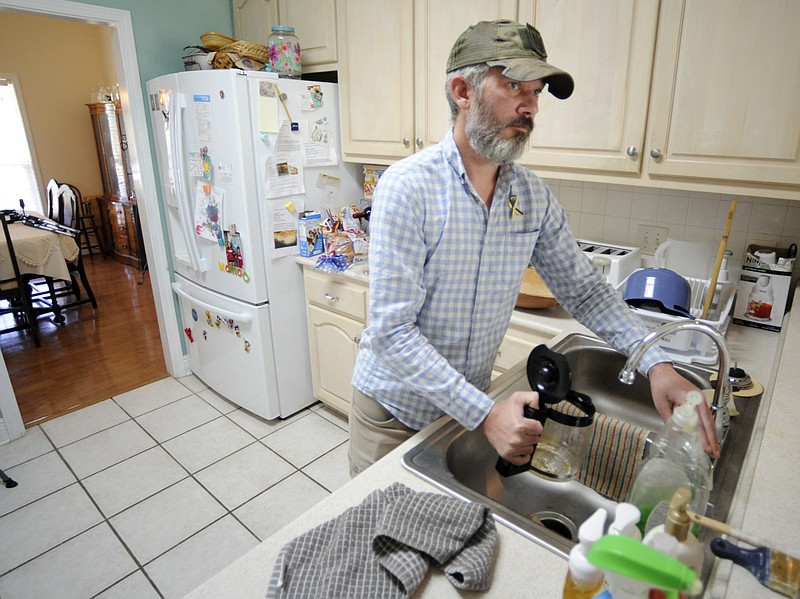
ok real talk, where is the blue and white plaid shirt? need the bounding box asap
[352,129,666,432]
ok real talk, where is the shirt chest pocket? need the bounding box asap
[489,229,540,291]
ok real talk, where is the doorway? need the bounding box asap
[0,0,185,442]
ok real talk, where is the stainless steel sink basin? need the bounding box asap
[403,333,761,586]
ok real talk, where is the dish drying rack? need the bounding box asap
[616,272,737,365]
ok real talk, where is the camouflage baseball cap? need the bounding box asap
[446,19,574,99]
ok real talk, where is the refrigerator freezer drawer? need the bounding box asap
[173,279,281,420]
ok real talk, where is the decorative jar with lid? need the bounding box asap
[267,25,301,79]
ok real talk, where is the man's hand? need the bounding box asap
[648,362,720,459]
[478,391,543,465]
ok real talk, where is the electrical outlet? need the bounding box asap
[637,224,669,254]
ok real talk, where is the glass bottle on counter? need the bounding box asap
[267,26,302,79]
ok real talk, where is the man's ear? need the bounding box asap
[449,75,471,110]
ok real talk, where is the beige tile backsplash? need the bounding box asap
[547,178,800,280]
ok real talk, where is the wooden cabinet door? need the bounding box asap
[516,0,659,175]
[413,0,519,152]
[338,0,416,163]
[232,0,338,72]
[279,0,338,69]
[306,304,364,415]
[233,0,278,47]
[645,0,800,189]
[339,0,520,163]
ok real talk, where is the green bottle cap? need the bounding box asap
[588,535,703,594]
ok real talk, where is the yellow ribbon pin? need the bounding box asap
[508,195,523,219]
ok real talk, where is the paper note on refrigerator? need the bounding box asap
[269,196,302,257]
[257,82,280,133]
[194,181,224,243]
[300,117,337,166]
[264,152,305,198]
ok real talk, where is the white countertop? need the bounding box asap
[192,267,795,598]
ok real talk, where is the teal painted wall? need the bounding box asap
[76,0,234,82]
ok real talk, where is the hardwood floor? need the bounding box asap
[0,254,168,427]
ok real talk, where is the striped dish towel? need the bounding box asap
[575,413,651,502]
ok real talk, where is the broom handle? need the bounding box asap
[702,198,737,319]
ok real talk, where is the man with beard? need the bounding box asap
[348,20,718,477]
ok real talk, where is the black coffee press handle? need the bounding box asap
[495,405,546,477]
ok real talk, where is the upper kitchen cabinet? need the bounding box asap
[518,0,800,198]
[232,0,338,73]
[516,0,659,176]
[337,0,518,164]
[644,0,800,192]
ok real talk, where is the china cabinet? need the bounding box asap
[86,102,145,269]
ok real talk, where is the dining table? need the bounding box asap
[0,212,81,325]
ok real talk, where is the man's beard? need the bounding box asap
[465,93,533,165]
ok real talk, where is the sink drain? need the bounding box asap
[529,511,578,542]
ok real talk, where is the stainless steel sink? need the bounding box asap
[402,333,761,586]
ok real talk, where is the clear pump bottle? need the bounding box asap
[563,508,607,599]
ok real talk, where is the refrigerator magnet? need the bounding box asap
[184,327,194,343]
[244,339,251,353]
[200,147,213,181]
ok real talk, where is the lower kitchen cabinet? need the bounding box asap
[302,267,368,415]
[306,304,363,415]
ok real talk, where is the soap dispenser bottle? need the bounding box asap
[643,487,704,575]
[627,391,711,534]
[563,508,607,599]
[608,503,642,541]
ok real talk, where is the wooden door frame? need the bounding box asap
[0,0,187,443]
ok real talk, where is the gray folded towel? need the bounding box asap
[266,482,497,598]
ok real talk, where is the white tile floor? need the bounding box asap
[0,376,351,599]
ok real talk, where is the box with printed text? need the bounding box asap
[732,244,797,332]
[298,211,323,257]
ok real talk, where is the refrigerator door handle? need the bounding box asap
[172,282,253,324]
[170,93,207,273]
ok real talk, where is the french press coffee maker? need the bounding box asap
[496,344,595,479]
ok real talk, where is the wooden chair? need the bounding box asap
[35,182,98,314]
[50,181,103,256]
[0,210,41,347]
[73,187,104,256]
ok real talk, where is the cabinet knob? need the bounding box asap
[626,146,639,157]
[402,137,410,148]
[323,293,339,303]
[650,148,663,159]
[415,137,423,148]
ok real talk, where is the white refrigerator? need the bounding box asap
[146,70,361,419]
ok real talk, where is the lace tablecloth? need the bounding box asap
[0,217,80,282]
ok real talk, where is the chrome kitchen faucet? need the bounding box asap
[619,320,732,449]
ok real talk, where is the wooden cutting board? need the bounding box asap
[517,267,558,309]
